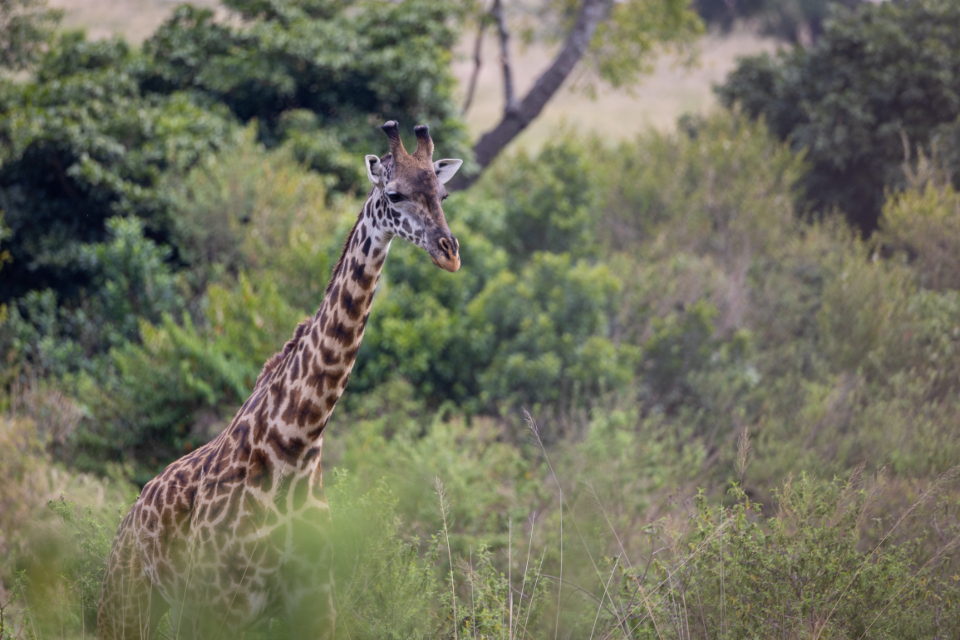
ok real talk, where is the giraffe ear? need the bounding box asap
[365,155,383,186]
[433,159,462,185]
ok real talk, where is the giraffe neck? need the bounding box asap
[247,188,392,468]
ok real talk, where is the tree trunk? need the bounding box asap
[450,0,614,191]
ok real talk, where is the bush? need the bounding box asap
[597,112,803,267]
[478,134,601,266]
[601,474,960,639]
[0,216,184,377]
[0,407,133,634]
[469,253,634,413]
[878,159,960,292]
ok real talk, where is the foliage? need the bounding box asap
[0,399,132,635]
[717,0,960,232]
[586,0,703,90]
[595,475,960,639]
[1,0,473,375]
[0,0,61,72]
[878,155,960,292]
[0,217,184,377]
[478,134,600,265]
[142,0,472,192]
[469,253,632,413]
[0,33,231,305]
[512,0,701,93]
[327,478,445,640]
[45,497,113,631]
[6,22,960,632]
[595,112,803,259]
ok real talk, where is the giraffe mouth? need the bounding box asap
[432,253,461,272]
[431,235,460,272]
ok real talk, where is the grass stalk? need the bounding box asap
[435,477,459,640]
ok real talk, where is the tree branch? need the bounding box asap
[451,0,614,190]
[491,0,517,115]
[461,19,487,115]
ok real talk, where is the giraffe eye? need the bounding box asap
[387,192,405,203]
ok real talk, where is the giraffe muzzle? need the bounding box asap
[432,236,460,272]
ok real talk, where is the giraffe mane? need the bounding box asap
[324,212,361,297]
[254,211,365,391]
[254,319,310,389]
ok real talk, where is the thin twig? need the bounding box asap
[521,547,547,639]
[470,546,477,640]
[525,412,562,640]
[508,517,513,640]
[462,18,487,114]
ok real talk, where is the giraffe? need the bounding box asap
[97,121,463,639]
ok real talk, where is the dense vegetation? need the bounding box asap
[3,0,960,638]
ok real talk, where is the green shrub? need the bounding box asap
[595,474,960,639]
[0,216,184,378]
[142,0,472,180]
[879,165,960,292]
[478,135,601,265]
[469,253,635,413]
[166,126,342,303]
[596,112,803,262]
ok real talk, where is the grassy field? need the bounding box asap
[48,0,780,148]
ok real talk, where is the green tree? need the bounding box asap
[0,34,231,306]
[717,0,960,232]
[141,0,472,193]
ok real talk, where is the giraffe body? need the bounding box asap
[98,122,462,639]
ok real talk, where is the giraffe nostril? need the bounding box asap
[438,237,452,256]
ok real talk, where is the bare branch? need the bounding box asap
[491,0,517,115]
[462,19,487,115]
[451,0,615,190]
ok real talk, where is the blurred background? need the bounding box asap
[2,0,960,637]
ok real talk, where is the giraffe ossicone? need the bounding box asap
[98,121,462,639]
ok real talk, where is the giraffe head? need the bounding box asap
[365,121,463,272]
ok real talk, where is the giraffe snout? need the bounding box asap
[432,235,460,272]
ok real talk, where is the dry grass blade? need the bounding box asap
[589,555,620,640]
[736,426,751,485]
[435,477,459,640]
[584,481,660,639]
[524,410,562,640]
[601,516,732,640]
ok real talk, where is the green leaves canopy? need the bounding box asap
[717,0,960,232]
